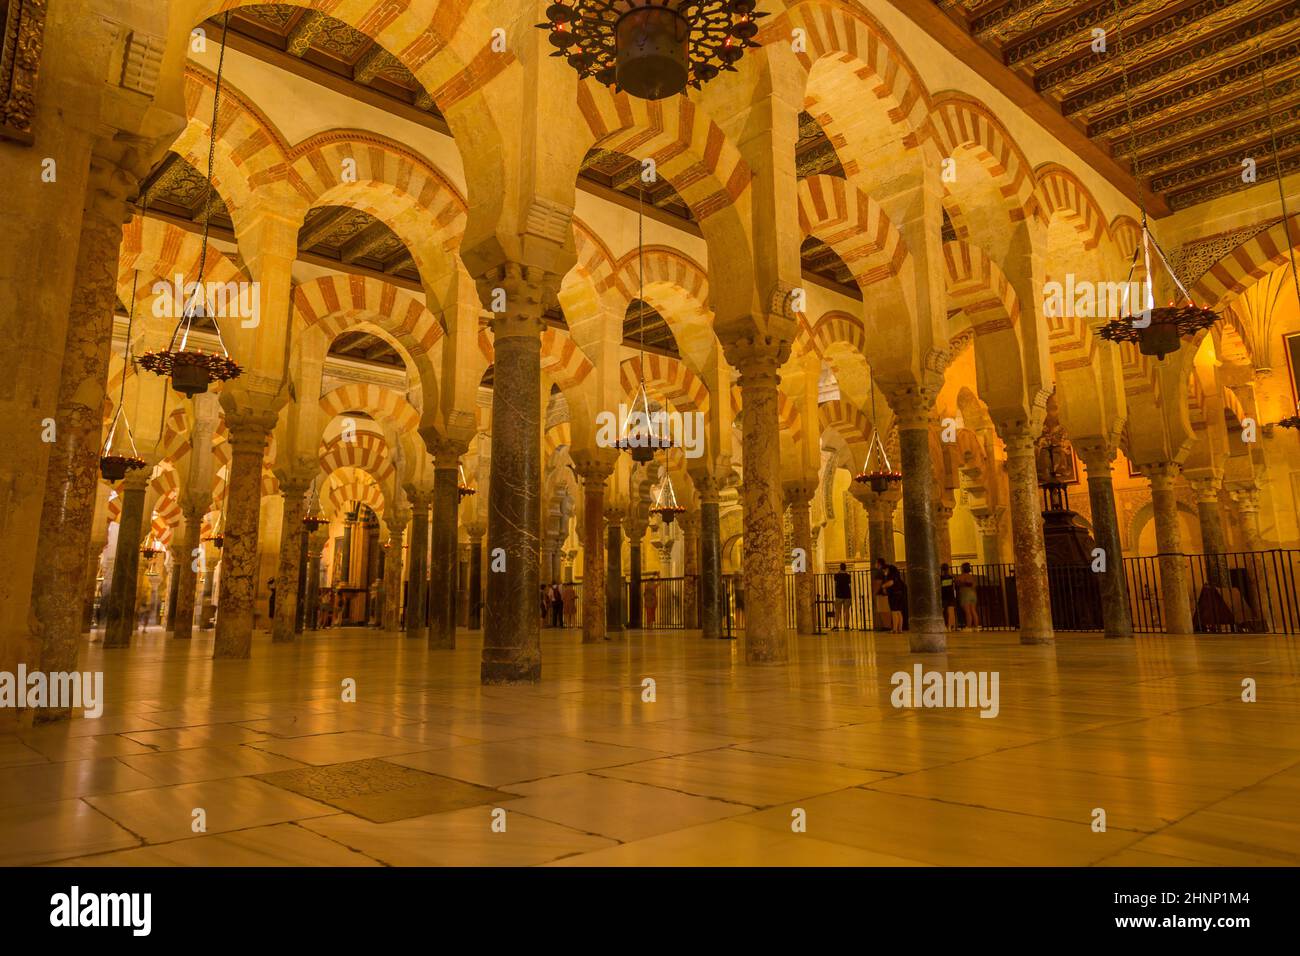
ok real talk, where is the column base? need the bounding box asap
[429,634,455,650]
[480,660,541,685]
[1019,630,1055,646]
[1104,628,1134,640]
[908,628,947,653]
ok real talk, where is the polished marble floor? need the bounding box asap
[2,625,1298,866]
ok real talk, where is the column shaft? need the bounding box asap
[467,535,484,630]
[699,497,723,639]
[405,499,429,638]
[429,462,460,649]
[789,492,815,635]
[103,477,148,648]
[31,197,130,676]
[577,465,610,643]
[1149,465,1193,635]
[171,507,203,641]
[481,306,543,683]
[606,517,624,632]
[897,421,945,652]
[1084,464,1133,638]
[213,414,274,659]
[1002,434,1054,645]
[734,350,789,663]
[628,533,643,629]
[272,484,307,643]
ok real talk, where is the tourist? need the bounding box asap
[877,558,905,633]
[833,562,852,630]
[644,581,658,627]
[940,563,958,630]
[550,583,564,628]
[956,562,980,630]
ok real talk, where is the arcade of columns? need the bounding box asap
[3,0,1300,723]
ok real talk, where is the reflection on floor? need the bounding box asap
[2,626,1298,866]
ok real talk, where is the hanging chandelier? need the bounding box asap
[853,370,901,494]
[302,479,325,531]
[649,471,686,524]
[617,189,676,463]
[140,535,163,562]
[138,12,242,398]
[1097,2,1218,360]
[853,429,902,494]
[457,463,476,499]
[539,1,766,100]
[100,260,147,483]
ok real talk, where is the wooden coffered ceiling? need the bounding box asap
[206,5,442,120]
[921,0,1300,212]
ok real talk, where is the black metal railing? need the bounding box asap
[709,550,1300,636]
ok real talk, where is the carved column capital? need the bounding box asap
[724,335,790,387]
[478,262,557,338]
[1142,460,1182,492]
[881,381,940,430]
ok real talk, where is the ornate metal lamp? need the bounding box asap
[1096,3,1219,360]
[100,257,147,482]
[649,471,686,525]
[138,12,242,398]
[853,370,901,494]
[539,1,767,99]
[457,463,476,499]
[616,190,676,463]
[203,513,224,551]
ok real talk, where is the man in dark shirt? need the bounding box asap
[833,563,852,630]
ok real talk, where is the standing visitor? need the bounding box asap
[833,562,852,630]
[956,562,980,631]
[644,582,658,627]
[940,563,958,630]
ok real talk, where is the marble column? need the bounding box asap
[382,518,406,631]
[213,411,277,660]
[935,503,954,566]
[165,543,183,631]
[888,390,945,652]
[871,492,899,564]
[1147,462,1194,635]
[729,342,791,663]
[680,510,700,629]
[575,460,613,643]
[1189,474,1230,589]
[30,164,137,680]
[606,508,625,633]
[785,482,816,635]
[272,479,310,643]
[404,491,431,638]
[481,267,547,684]
[696,476,724,640]
[627,517,644,629]
[305,529,326,629]
[171,497,206,641]
[429,440,466,649]
[997,423,1054,645]
[1228,486,1264,550]
[467,525,485,630]
[103,469,150,648]
[1077,448,1133,639]
[294,526,309,634]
